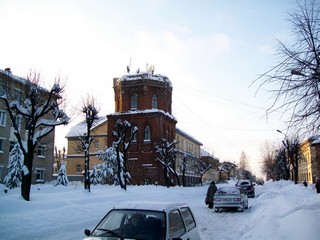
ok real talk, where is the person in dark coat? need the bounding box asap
[315,179,320,194]
[206,181,217,209]
[303,180,308,187]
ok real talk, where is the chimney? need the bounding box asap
[5,68,11,74]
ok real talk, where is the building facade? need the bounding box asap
[299,136,320,184]
[201,154,219,183]
[65,116,108,181]
[175,128,203,185]
[0,68,54,184]
[107,72,177,185]
[65,71,207,186]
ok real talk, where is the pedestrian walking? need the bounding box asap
[315,179,320,194]
[206,181,217,209]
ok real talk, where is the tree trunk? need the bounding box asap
[21,173,31,201]
[182,168,186,187]
[21,151,34,201]
[164,167,170,188]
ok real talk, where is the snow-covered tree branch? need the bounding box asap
[155,138,180,187]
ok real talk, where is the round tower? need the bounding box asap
[107,72,177,185]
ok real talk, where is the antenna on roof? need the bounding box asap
[127,57,132,74]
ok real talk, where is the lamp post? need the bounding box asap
[291,70,306,77]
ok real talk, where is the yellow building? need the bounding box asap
[201,153,219,183]
[65,116,108,181]
[175,128,203,186]
[299,136,320,184]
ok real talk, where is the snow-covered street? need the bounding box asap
[0,180,319,240]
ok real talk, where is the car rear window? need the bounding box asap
[239,181,250,186]
[217,188,239,195]
[169,209,186,238]
[180,207,196,231]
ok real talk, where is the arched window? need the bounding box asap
[144,125,151,141]
[131,93,138,110]
[152,94,158,109]
[132,127,137,142]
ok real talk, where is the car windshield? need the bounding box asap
[217,187,239,195]
[91,209,165,240]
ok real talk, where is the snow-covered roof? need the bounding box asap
[176,128,202,146]
[108,109,176,121]
[119,72,172,87]
[114,201,189,212]
[65,116,107,138]
[0,69,26,84]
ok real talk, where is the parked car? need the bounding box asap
[235,179,255,198]
[84,201,201,240]
[213,187,249,212]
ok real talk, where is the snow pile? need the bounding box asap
[0,180,319,240]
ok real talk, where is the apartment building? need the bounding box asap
[0,68,55,184]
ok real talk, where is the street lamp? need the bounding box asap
[291,70,306,76]
[277,129,286,135]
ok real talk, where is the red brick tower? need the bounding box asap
[107,72,177,185]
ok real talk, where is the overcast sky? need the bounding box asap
[0,0,299,177]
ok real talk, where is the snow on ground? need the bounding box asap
[0,180,319,240]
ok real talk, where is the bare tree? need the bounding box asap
[0,71,69,201]
[80,96,99,192]
[194,158,211,186]
[238,151,255,180]
[180,153,189,187]
[260,141,289,181]
[155,138,180,187]
[253,0,320,135]
[283,137,300,183]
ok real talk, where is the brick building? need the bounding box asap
[107,72,177,185]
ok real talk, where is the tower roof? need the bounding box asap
[119,72,172,87]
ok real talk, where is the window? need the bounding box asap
[0,83,6,96]
[76,144,83,153]
[169,210,186,238]
[132,128,137,142]
[144,125,151,141]
[9,141,16,152]
[152,94,158,109]
[0,138,4,152]
[94,139,99,149]
[11,115,21,130]
[13,89,22,102]
[180,207,196,231]
[35,168,45,182]
[37,145,46,157]
[76,164,81,173]
[131,93,138,110]
[0,111,6,127]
